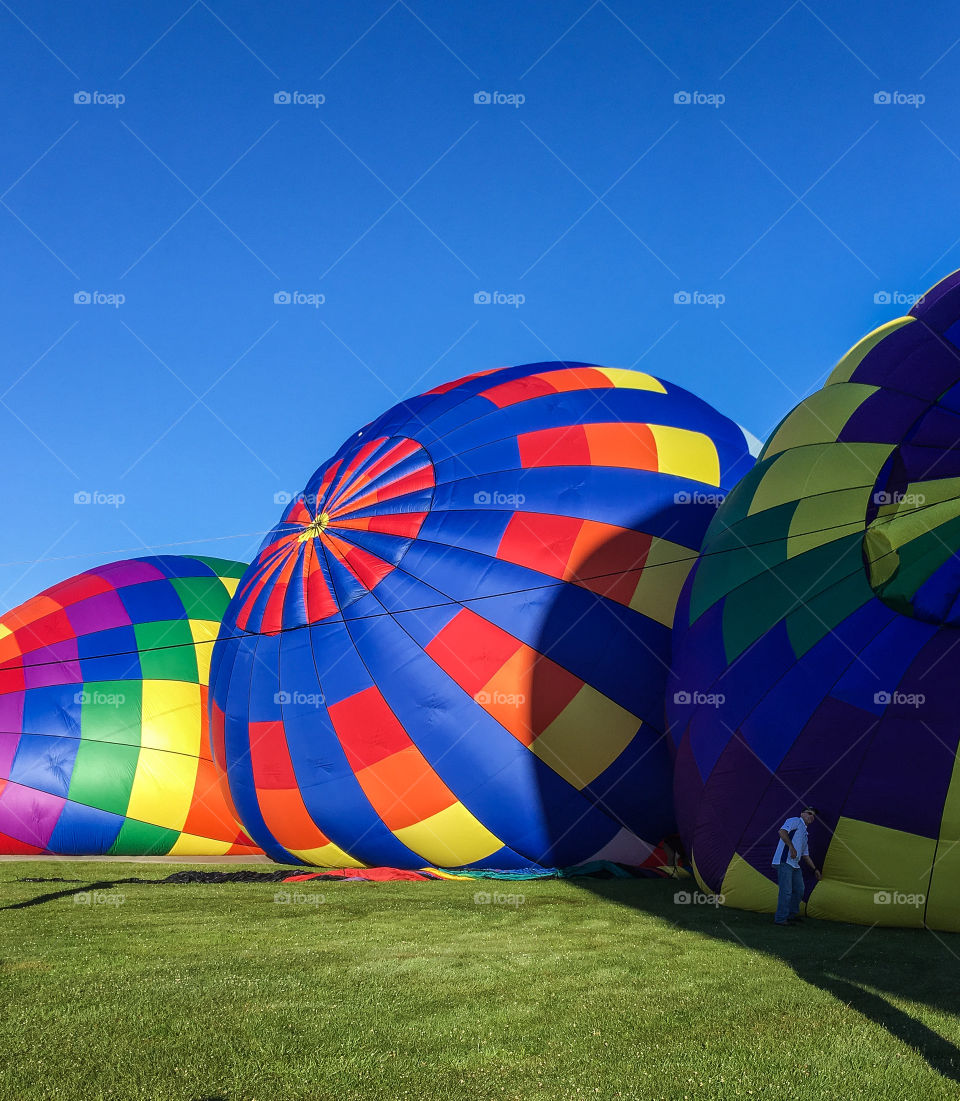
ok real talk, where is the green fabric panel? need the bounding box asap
[193,555,247,579]
[68,739,140,815]
[785,545,873,657]
[108,817,180,855]
[170,576,231,622]
[825,317,914,386]
[721,534,865,660]
[765,384,879,458]
[688,503,794,625]
[79,680,143,745]
[134,620,198,681]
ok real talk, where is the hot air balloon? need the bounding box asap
[0,555,260,856]
[211,361,756,868]
[669,271,960,931]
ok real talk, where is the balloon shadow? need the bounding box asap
[582,867,960,1082]
[528,515,960,1083]
[1,877,140,910]
[528,506,686,866]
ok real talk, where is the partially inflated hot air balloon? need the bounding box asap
[211,361,757,868]
[669,271,960,932]
[0,555,260,856]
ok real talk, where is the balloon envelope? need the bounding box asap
[669,272,960,931]
[212,361,756,868]
[0,555,260,856]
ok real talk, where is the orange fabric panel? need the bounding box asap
[354,744,456,830]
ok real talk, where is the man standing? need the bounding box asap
[773,806,821,925]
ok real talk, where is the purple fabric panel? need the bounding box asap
[837,390,927,446]
[0,693,24,739]
[737,695,877,877]
[65,591,132,636]
[0,730,20,777]
[95,559,166,587]
[0,780,64,847]
[690,735,774,893]
[23,640,81,690]
[912,270,960,330]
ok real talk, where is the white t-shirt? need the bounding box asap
[772,817,808,869]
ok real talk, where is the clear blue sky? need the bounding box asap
[2,0,959,612]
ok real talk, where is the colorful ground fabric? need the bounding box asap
[211,360,756,869]
[0,555,260,856]
[669,270,960,932]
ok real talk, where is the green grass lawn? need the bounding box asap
[1,862,959,1100]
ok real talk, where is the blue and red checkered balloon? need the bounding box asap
[210,361,757,868]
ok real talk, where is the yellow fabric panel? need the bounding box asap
[0,623,11,642]
[747,443,891,516]
[287,843,367,868]
[764,383,879,458]
[826,317,914,386]
[393,801,501,866]
[690,850,710,895]
[718,851,781,914]
[221,577,240,598]
[594,366,667,394]
[808,816,933,927]
[629,536,695,626]
[189,619,221,684]
[126,746,195,832]
[648,425,721,487]
[927,750,960,932]
[531,684,639,789]
[168,832,232,856]
[786,486,874,558]
[140,679,202,756]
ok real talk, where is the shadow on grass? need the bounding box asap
[583,879,960,1084]
[0,878,141,910]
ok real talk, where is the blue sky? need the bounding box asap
[2,0,959,611]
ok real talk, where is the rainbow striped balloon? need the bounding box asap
[0,555,260,856]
